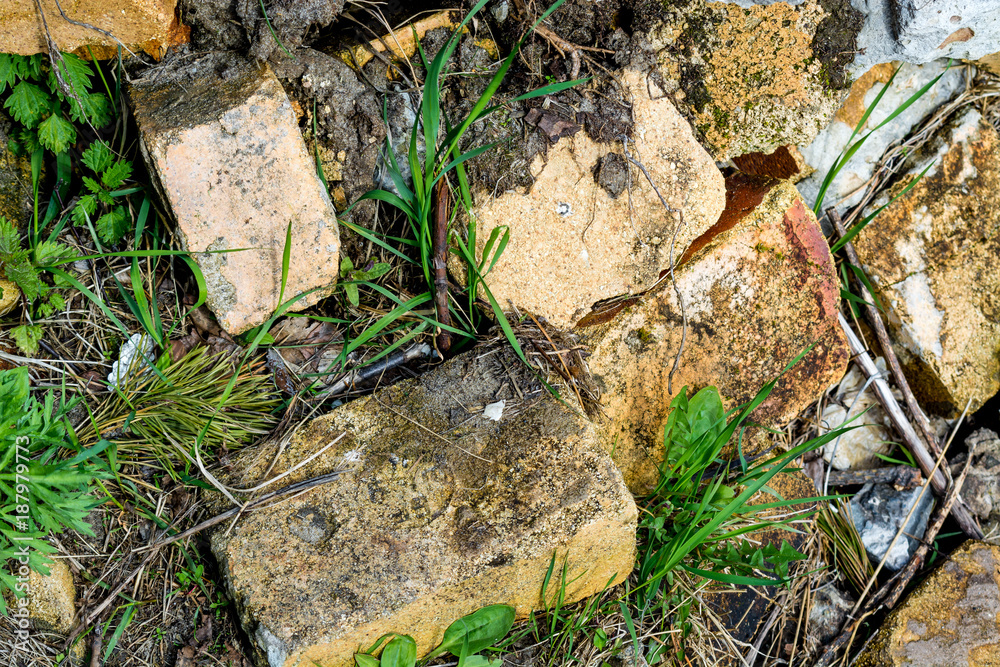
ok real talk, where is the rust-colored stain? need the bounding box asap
[732,145,801,180]
[678,173,778,266]
[835,62,895,128]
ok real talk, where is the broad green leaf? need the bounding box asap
[71,194,98,227]
[379,635,416,667]
[36,112,76,153]
[355,655,379,667]
[82,140,114,173]
[438,605,516,657]
[11,324,43,355]
[96,206,131,244]
[4,81,51,128]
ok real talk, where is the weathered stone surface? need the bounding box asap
[211,348,636,667]
[641,0,859,159]
[473,69,724,330]
[850,481,934,571]
[950,430,1000,537]
[26,558,76,634]
[853,108,1000,415]
[0,115,32,228]
[797,61,966,217]
[820,360,895,470]
[853,0,1000,71]
[857,540,1000,666]
[130,53,340,335]
[580,176,849,493]
[0,0,183,59]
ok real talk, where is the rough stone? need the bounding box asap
[0,0,184,59]
[852,108,1000,416]
[130,52,340,335]
[0,114,32,228]
[856,540,1000,666]
[580,175,849,493]
[820,360,896,470]
[950,429,1000,538]
[853,0,1000,72]
[641,0,858,159]
[797,61,966,217]
[210,347,636,667]
[26,558,76,634]
[472,69,725,330]
[808,586,854,644]
[849,481,934,571]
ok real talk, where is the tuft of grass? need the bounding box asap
[815,500,873,595]
[76,345,280,475]
[337,0,585,366]
[632,349,854,659]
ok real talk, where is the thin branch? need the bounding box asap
[837,313,982,539]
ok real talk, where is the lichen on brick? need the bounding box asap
[647,0,851,159]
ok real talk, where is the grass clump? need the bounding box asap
[337,0,584,367]
[76,345,279,474]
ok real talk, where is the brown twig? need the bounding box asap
[828,208,942,457]
[838,314,982,540]
[432,178,452,353]
[830,210,982,540]
[825,465,923,488]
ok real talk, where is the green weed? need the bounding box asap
[354,605,514,667]
[0,367,113,613]
[338,0,585,365]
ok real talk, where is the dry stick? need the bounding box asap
[432,178,452,353]
[828,207,943,458]
[825,465,923,488]
[63,470,346,650]
[837,312,983,539]
[813,442,973,667]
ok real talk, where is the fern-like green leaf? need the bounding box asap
[71,194,98,227]
[16,128,40,154]
[68,91,111,128]
[96,206,130,244]
[34,240,73,267]
[37,112,76,154]
[4,81,51,128]
[0,216,19,256]
[47,53,93,101]
[102,160,132,189]
[3,252,44,302]
[82,176,103,194]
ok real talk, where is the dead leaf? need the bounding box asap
[939,27,974,49]
[195,614,212,645]
[175,645,196,667]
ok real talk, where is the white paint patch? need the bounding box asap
[483,400,505,421]
[896,273,944,359]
